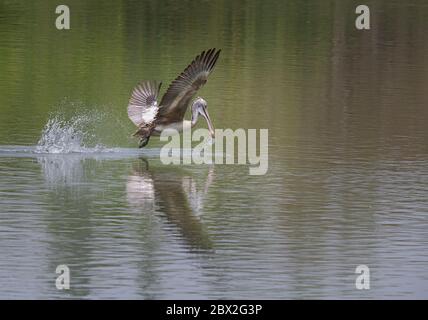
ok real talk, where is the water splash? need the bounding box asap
[36,111,107,154]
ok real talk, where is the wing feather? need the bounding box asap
[157,48,221,122]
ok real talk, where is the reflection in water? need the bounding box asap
[126,160,155,213]
[35,154,98,298]
[127,158,214,251]
[37,154,85,186]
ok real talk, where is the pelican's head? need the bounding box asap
[191,97,215,138]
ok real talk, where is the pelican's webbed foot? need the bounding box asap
[138,136,150,148]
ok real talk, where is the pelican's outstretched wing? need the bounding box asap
[127,80,162,127]
[157,48,221,122]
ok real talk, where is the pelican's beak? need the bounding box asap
[200,107,215,138]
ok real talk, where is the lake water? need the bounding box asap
[0,0,427,299]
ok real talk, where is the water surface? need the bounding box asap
[0,0,428,299]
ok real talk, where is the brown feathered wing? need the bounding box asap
[157,48,221,123]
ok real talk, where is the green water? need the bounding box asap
[0,0,428,298]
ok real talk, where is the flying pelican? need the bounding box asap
[128,48,221,148]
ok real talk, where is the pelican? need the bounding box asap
[127,48,221,148]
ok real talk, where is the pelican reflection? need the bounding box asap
[126,159,214,250]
